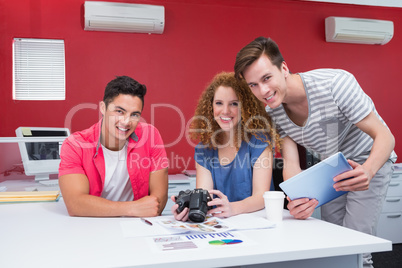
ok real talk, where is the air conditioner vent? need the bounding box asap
[325,17,393,45]
[84,1,165,34]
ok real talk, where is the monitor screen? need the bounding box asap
[15,127,70,181]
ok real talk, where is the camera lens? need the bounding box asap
[189,210,206,223]
[188,189,210,222]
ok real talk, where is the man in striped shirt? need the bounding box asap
[234,37,396,268]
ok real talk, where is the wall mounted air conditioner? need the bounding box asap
[325,17,393,45]
[84,1,165,34]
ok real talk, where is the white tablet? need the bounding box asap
[279,152,353,208]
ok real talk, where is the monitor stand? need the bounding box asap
[38,180,59,186]
[34,175,59,186]
[35,174,51,181]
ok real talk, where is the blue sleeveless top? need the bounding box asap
[194,135,270,202]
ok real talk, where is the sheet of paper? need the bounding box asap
[120,214,275,238]
[148,231,253,252]
[120,218,171,238]
[155,217,232,234]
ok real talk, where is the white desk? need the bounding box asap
[0,199,391,268]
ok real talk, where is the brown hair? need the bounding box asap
[234,37,285,80]
[103,76,147,109]
[189,72,280,150]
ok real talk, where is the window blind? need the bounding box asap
[13,38,65,100]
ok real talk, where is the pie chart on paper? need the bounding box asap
[208,239,243,245]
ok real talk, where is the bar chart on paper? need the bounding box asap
[151,232,248,251]
[185,232,244,246]
[185,232,235,240]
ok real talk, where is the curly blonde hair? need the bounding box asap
[190,72,280,151]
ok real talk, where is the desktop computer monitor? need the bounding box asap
[15,127,70,181]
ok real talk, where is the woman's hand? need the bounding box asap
[170,195,189,221]
[207,189,233,218]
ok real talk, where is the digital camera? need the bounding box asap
[175,188,212,223]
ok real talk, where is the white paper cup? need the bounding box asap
[263,191,285,222]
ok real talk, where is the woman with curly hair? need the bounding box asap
[172,72,280,221]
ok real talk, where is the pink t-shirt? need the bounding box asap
[58,120,168,200]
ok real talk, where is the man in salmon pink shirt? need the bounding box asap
[59,76,168,217]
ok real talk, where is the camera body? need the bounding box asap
[175,188,212,222]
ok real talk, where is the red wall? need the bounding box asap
[1,0,401,173]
